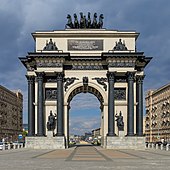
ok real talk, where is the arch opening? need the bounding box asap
[66,86,104,147]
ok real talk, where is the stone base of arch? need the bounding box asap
[25,136,66,149]
[106,136,145,150]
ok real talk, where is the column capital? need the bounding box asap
[25,75,35,82]
[36,72,45,81]
[126,72,135,81]
[136,75,145,83]
[107,71,116,81]
[56,72,64,81]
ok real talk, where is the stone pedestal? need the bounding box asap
[47,131,54,138]
[106,136,145,149]
[118,131,125,137]
[25,136,65,149]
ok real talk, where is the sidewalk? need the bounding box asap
[0,146,170,170]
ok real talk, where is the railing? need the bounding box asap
[146,142,170,151]
[1,143,25,151]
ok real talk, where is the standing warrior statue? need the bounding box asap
[115,111,124,131]
[47,110,56,131]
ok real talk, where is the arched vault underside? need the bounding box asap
[67,86,104,107]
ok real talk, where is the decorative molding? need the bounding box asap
[37,62,62,68]
[113,39,128,51]
[114,88,126,100]
[92,77,107,91]
[108,62,135,67]
[64,77,79,91]
[45,88,57,100]
[72,64,104,70]
[43,39,58,51]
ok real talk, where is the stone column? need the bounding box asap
[36,72,45,136]
[107,72,116,136]
[26,75,35,136]
[136,75,145,136]
[126,72,135,136]
[56,72,64,136]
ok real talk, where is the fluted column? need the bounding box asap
[56,72,64,136]
[36,72,45,136]
[136,75,145,136]
[126,72,135,136]
[26,75,35,136]
[107,72,116,136]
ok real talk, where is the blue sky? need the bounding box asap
[0,0,170,135]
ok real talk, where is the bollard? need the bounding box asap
[8,144,10,150]
[13,143,17,149]
[20,143,23,148]
[166,144,169,151]
[156,144,159,149]
[2,144,5,150]
[152,143,155,149]
[160,144,163,150]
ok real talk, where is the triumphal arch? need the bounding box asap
[20,13,151,149]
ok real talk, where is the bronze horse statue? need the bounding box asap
[66,14,73,28]
[73,13,79,28]
[92,13,98,28]
[98,14,104,28]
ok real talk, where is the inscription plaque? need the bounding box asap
[68,40,103,51]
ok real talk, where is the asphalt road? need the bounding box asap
[0,145,170,170]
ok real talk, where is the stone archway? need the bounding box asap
[64,85,107,148]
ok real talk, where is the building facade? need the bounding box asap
[145,83,170,143]
[20,14,151,149]
[0,85,23,142]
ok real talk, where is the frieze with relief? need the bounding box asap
[114,88,126,100]
[45,88,57,100]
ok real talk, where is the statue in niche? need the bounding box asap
[115,111,124,131]
[47,110,56,131]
